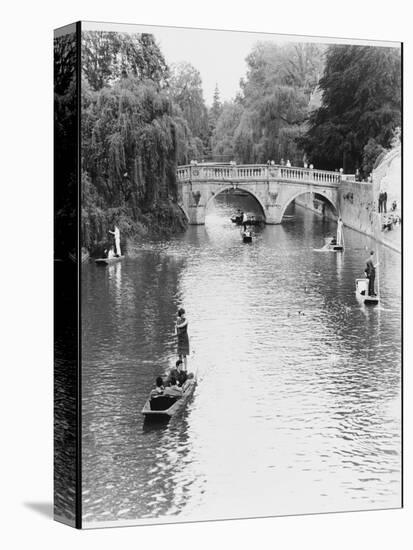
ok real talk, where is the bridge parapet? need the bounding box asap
[177,164,343,187]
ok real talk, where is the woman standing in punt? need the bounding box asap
[176,307,190,371]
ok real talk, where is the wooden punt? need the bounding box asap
[142,377,196,418]
[95,255,124,265]
[231,215,262,226]
[242,231,253,243]
[314,238,344,252]
[355,278,379,305]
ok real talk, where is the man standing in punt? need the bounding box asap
[109,225,121,257]
[336,217,344,247]
[176,308,190,371]
[365,251,377,296]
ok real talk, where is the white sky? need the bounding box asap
[83,21,401,107]
[155,27,267,105]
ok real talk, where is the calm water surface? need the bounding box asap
[81,196,401,525]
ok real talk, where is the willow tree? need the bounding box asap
[212,41,325,164]
[81,76,191,246]
[82,31,169,91]
[80,31,203,247]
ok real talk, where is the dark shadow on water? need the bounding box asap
[142,416,170,433]
[24,501,53,519]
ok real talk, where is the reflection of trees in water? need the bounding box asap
[82,250,193,521]
[133,252,188,361]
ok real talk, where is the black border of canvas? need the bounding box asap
[75,20,82,530]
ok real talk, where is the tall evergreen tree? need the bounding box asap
[300,45,401,173]
[209,85,222,127]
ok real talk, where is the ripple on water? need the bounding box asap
[81,198,401,524]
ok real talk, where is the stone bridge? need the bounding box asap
[177,164,348,224]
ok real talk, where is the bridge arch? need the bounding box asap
[205,185,267,220]
[279,190,338,222]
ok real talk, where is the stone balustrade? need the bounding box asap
[177,164,344,186]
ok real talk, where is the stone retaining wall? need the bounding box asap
[294,176,401,253]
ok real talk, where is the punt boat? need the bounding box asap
[142,375,197,418]
[242,230,253,243]
[355,278,379,305]
[231,214,243,224]
[95,255,124,265]
[314,237,343,252]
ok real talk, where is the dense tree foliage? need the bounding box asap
[80,32,203,249]
[168,62,209,155]
[78,31,402,250]
[301,45,401,174]
[212,42,325,164]
[82,31,168,90]
[211,101,243,161]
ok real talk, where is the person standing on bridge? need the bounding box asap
[109,225,121,257]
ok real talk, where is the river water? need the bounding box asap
[81,194,401,526]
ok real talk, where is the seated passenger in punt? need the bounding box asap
[103,246,116,259]
[165,360,181,387]
[181,372,194,391]
[150,376,164,398]
[175,359,188,387]
[163,376,183,397]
